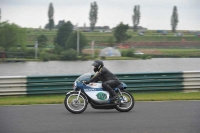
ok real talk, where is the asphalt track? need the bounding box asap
[0,101,200,133]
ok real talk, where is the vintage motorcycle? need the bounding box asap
[64,73,134,114]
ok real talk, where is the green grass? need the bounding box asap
[134,91,200,101]
[160,48,200,52]
[0,58,42,62]
[102,57,137,60]
[0,95,65,105]
[134,48,200,57]
[0,91,199,105]
[159,49,200,57]
[26,28,200,45]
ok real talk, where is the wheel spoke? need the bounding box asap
[118,92,133,109]
[65,94,86,112]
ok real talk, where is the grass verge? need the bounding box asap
[0,91,199,106]
[134,91,200,101]
[159,49,200,57]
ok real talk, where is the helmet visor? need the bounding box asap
[92,62,98,67]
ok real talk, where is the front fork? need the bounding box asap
[75,90,89,104]
[66,90,88,103]
[76,90,81,100]
[116,88,126,104]
[115,88,122,97]
[117,88,123,96]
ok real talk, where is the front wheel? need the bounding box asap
[115,90,135,112]
[64,93,87,114]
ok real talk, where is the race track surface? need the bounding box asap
[0,101,200,133]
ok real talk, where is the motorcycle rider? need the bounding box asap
[85,60,120,102]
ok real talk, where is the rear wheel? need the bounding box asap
[115,90,134,112]
[64,93,87,114]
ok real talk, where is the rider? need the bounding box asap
[85,60,120,102]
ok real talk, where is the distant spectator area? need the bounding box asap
[99,47,121,57]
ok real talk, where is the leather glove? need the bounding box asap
[84,80,90,84]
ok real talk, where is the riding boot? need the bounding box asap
[110,90,118,100]
[109,90,119,104]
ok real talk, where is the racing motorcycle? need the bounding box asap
[64,73,134,114]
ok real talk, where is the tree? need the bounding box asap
[171,6,178,32]
[48,3,54,30]
[0,22,27,51]
[132,5,140,32]
[65,31,88,54]
[44,23,49,29]
[37,34,48,48]
[89,1,98,31]
[53,43,63,54]
[55,20,65,29]
[107,36,115,47]
[54,21,73,48]
[113,22,131,43]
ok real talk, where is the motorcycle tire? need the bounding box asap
[64,93,87,114]
[115,90,135,112]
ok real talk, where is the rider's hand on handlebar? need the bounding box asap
[83,80,90,84]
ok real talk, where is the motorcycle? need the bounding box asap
[64,73,135,114]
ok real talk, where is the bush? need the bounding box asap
[25,49,35,58]
[38,49,60,61]
[135,54,151,59]
[121,49,135,57]
[39,50,50,61]
[60,49,77,60]
[42,53,50,61]
[126,50,134,57]
[81,54,92,60]
[53,43,63,54]
[48,54,60,60]
[100,56,106,60]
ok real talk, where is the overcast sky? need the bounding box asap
[0,0,200,30]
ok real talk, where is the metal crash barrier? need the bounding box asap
[0,71,200,96]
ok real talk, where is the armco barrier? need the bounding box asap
[0,71,200,96]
